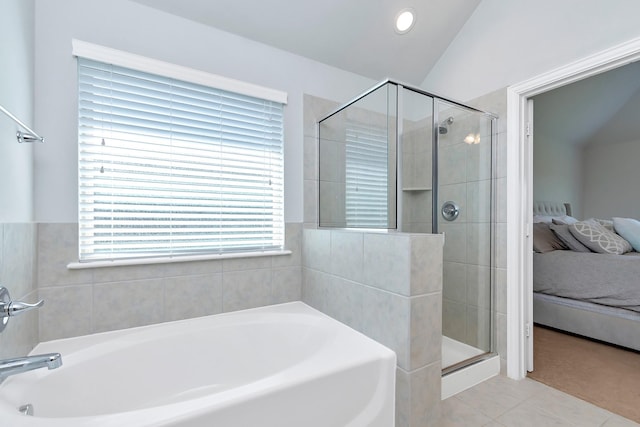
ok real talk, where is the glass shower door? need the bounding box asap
[436,100,494,372]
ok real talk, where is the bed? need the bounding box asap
[532,201,640,351]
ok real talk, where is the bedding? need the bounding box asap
[532,201,640,350]
[533,250,640,313]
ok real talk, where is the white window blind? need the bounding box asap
[77,58,284,261]
[345,123,389,227]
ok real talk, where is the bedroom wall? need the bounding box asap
[582,140,640,219]
[582,87,640,220]
[532,139,584,220]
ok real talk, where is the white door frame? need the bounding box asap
[505,36,640,380]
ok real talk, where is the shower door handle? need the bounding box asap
[441,201,460,221]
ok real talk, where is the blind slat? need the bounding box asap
[78,58,284,261]
[345,123,389,228]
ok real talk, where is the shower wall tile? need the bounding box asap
[0,223,38,359]
[37,223,92,287]
[443,261,467,303]
[273,222,303,268]
[223,255,272,272]
[467,223,491,267]
[466,305,491,350]
[318,181,345,227]
[2,223,37,299]
[302,227,443,426]
[302,228,331,273]
[467,179,492,223]
[439,143,467,185]
[495,267,507,315]
[440,222,467,264]
[163,273,223,322]
[92,263,167,284]
[330,231,363,283]
[410,234,443,295]
[443,299,466,343]
[303,135,318,181]
[496,177,508,223]
[467,264,491,309]
[303,179,318,227]
[361,285,411,369]
[466,139,493,182]
[410,293,442,369]
[38,285,92,341]
[495,222,507,269]
[222,268,273,312]
[271,266,303,304]
[36,222,303,340]
[319,138,346,184]
[363,233,410,295]
[93,278,164,333]
[303,94,339,138]
[495,131,508,179]
[163,258,223,277]
[395,362,442,427]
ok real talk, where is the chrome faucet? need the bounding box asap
[0,353,62,380]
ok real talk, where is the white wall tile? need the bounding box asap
[363,233,410,295]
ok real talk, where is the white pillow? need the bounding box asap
[613,217,640,252]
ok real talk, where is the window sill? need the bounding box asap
[67,249,292,270]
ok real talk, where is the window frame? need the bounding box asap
[72,40,288,265]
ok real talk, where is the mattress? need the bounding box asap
[533,292,640,351]
[533,250,640,313]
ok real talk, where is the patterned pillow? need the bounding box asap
[569,219,632,255]
[593,218,614,232]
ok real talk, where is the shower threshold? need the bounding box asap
[442,336,484,369]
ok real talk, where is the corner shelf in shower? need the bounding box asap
[402,187,432,192]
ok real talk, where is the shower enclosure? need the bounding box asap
[317,80,497,376]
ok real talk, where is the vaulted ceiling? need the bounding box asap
[130,0,640,147]
[533,60,640,148]
[130,0,481,85]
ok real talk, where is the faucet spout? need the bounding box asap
[0,353,62,380]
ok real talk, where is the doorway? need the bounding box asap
[506,36,640,379]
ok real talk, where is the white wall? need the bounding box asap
[0,0,35,222]
[33,0,374,223]
[582,140,640,219]
[422,0,640,102]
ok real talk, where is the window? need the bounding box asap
[76,50,285,262]
[344,123,389,228]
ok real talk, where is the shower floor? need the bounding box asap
[442,336,485,369]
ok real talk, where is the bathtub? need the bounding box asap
[0,302,396,426]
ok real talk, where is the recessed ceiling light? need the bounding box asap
[395,8,415,34]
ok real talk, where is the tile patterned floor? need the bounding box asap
[434,375,640,427]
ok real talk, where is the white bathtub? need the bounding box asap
[0,302,396,426]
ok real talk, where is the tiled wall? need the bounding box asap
[0,223,39,360]
[36,222,302,342]
[304,93,444,426]
[302,228,443,426]
[466,88,508,372]
[438,107,494,352]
